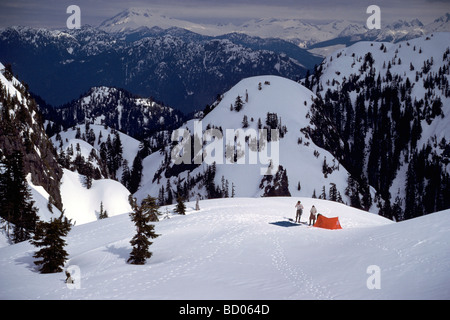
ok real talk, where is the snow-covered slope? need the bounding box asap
[1,61,64,216]
[49,124,139,225]
[52,86,185,139]
[1,197,449,300]
[136,75,361,208]
[25,164,133,227]
[51,123,141,180]
[304,32,450,219]
[59,169,132,225]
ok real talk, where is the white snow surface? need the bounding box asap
[60,169,132,225]
[1,197,449,300]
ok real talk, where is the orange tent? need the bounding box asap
[313,214,342,230]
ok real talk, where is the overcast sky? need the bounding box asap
[0,0,449,28]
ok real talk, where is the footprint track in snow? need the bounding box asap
[270,234,333,300]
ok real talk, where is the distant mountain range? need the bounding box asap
[1,8,449,113]
[100,8,450,47]
[0,25,319,113]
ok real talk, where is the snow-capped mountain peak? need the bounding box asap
[98,7,208,34]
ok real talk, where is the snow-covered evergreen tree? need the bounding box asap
[31,214,72,273]
[127,196,160,265]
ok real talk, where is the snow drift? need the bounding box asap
[1,197,449,300]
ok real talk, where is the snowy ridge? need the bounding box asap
[136,75,362,208]
[99,7,208,35]
[60,169,132,225]
[54,86,184,139]
[0,62,24,105]
[49,124,139,225]
[1,61,64,217]
[51,123,141,176]
[0,26,310,112]
[304,32,450,218]
[98,8,450,47]
[1,197,449,299]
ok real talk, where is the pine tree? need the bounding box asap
[128,196,160,265]
[242,115,249,128]
[140,195,160,222]
[112,132,123,175]
[319,185,327,200]
[0,151,39,243]
[121,159,131,190]
[234,95,244,112]
[3,63,13,81]
[99,201,108,219]
[158,185,166,206]
[404,154,418,220]
[31,214,72,273]
[166,178,173,204]
[129,153,143,193]
[328,183,337,202]
[345,174,362,209]
[322,156,329,178]
[174,196,186,215]
[336,191,344,203]
[84,163,93,189]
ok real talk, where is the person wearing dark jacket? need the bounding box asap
[309,205,317,226]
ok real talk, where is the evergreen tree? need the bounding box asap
[404,154,418,220]
[3,63,13,81]
[352,93,367,177]
[84,163,93,189]
[112,132,123,175]
[31,214,72,273]
[319,185,327,200]
[0,151,39,243]
[328,183,337,202]
[174,196,186,215]
[336,191,344,204]
[120,159,131,190]
[166,178,173,204]
[129,153,143,193]
[140,195,160,222]
[99,201,108,219]
[234,95,244,112]
[392,191,403,221]
[322,157,329,178]
[127,196,160,265]
[242,115,249,128]
[345,174,362,209]
[157,185,166,206]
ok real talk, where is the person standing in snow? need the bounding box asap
[309,205,317,226]
[295,201,304,223]
[195,197,200,211]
